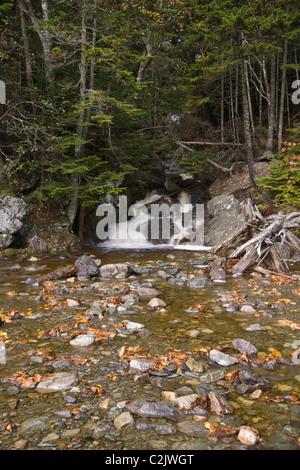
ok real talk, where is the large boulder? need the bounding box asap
[0,195,27,250]
[204,195,247,253]
[75,255,100,277]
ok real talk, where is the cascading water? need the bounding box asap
[98,190,210,251]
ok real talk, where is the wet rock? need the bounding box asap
[240,305,256,314]
[100,263,128,278]
[187,277,213,288]
[208,391,233,415]
[147,298,166,307]
[236,369,268,393]
[199,370,225,383]
[243,323,266,332]
[14,439,28,450]
[209,264,226,282]
[226,302,239,312]
[114,411,134,430]
[6,385,19,396]
[66,298,80,307]
[36,372,78,393]
[292,349,300,365]
[155,423,177,435]
[129,359,155,373]
[238,426,259,446]
[69,334,95,347]
[186,358,204,375]
[125,321,145,331]
[136,287,160,297]
[75,255,100,277]
[232,338,258,357]
[0,194,27,250]
[127,399,178,420]
[176,394,199,410]
[19,416,50,434]
[177,420,209,437]
[209,349,236,366]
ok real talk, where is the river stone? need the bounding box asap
[199,370,225,383]
[129,359,155,372]
[127,399,178,420]
[114,411,134,430]
[187,277,213,288]
[208,391,233,415]
[291,349,300,365]
[36,372,78,393]
[175,394,199,410]
[238,426,259,446]
[69,334,95,347]
[19,416,49,434]
[75,255,99,277]
[137,287,160,297]
[147,298,166,307]
[240,305,256,313]
[209,349,236,366]
[177,420,209,437]
[232,338,258,357]
[0,195,27,250]
[125,321,145,330]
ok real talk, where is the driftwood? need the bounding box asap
[228,198,300,276]
[37,265,78,283]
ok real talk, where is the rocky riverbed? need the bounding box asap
[0,248,299,450]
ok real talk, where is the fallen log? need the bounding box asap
[253,266,298,281]
[37,265,78,283]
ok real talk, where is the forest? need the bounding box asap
[0,0,299,244]
[1,1,300,453]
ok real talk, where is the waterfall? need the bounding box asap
[98,190,210,251]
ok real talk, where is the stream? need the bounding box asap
[0,247,299,451]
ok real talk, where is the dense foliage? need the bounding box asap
[0,0,299,226]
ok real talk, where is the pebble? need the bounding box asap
[240,305,256,313]
[237,426,259,445]
[114,411,134,430]
[147,298,167,307]
[209,349,236,366]
[69,334,95,347]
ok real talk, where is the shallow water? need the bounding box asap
[0,247,299,450]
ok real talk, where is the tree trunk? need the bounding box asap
[18,0,36,112]
[241,58,257,187]
[23,0,54,91]
[266,53,276,152]
[68,6,88,228]
[278,39,288,152]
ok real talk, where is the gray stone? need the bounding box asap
[199,370,225,383]
[0,195,27,249]
[75,255,99,277]
[177,420,209,437]
[19,416,49,434]
[100,263,128,278]
[187,277,213,289]
[69,334,95,347]
[232,338,258,357]
[204,195,247,253]
[36,372,78,393]
[129,359,155,372]
[127,399,178,420]
[209,349,237,366]
[137,287,160,297]
[207,194,240,217]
